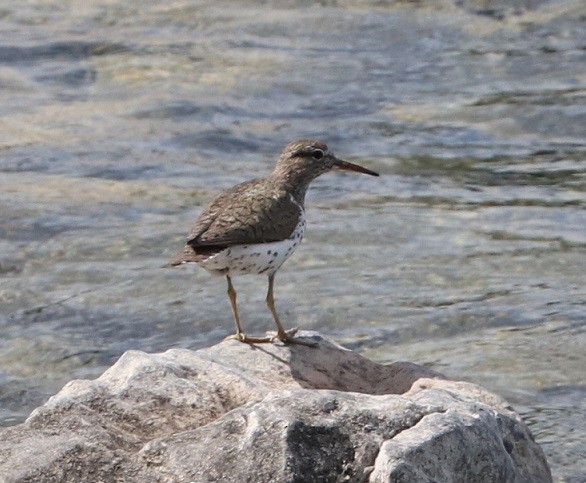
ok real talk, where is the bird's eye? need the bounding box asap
[312,149,324,160]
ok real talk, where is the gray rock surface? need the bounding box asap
[0,332,551,483]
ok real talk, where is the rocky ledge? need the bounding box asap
[0,331,551,482]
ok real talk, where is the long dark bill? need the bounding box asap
[334,158,379,177]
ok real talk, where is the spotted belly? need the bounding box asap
[198,212,306,277]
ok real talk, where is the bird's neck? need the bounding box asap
[268,168,312,206]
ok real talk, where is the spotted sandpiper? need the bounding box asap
[170,139,379,345]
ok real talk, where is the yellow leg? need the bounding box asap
[266,274,315,346]
[266,273,288,338]
[226,275,271,344]
[226,275,244,336]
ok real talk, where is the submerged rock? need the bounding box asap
[0,332,551,482]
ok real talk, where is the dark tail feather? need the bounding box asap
[165,244,224,268]
[167,245,202,267]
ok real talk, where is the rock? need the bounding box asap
[0,331,551,483]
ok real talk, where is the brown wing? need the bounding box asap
[170,178,302,265]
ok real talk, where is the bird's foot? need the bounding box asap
[225,332,273,344]
[266,327,318,347]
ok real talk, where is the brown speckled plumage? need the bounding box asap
[170,139,378,345]
[171,179,302,264]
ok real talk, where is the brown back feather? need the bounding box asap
[171,178,302,265]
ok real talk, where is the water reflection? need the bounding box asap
[0,1,584,481]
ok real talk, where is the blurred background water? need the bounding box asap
[0,0,584,480]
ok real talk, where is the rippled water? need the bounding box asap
[1,1,584,480]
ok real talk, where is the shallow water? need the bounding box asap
[0,1,584,481]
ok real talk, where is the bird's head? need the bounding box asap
[273,139,379,190]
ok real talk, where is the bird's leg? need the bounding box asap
[226,275,244,336]
[266,273,316,347]
[266,273,290,337]
[226,275,271,343]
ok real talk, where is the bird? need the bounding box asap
[170,139,379,345]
